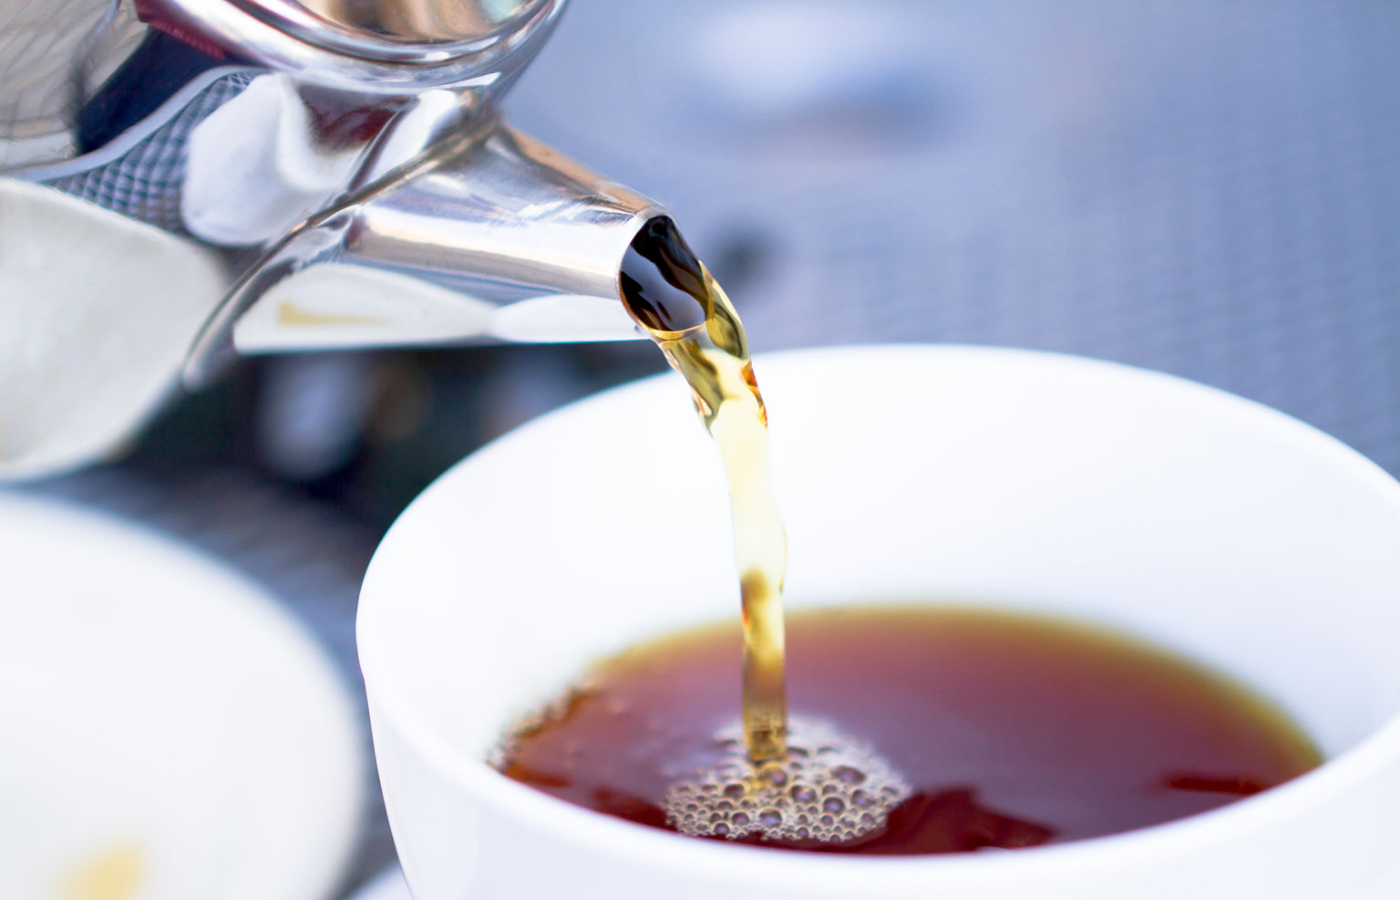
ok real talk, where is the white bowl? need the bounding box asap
[360,346,1400,899]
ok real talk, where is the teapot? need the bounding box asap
[0,0,668,478]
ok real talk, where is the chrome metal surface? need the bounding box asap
[186,118,665,383]
[0,0,664,478]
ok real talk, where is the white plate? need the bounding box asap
[0,493,363,900]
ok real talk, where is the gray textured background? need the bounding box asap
[507,0,1400,474]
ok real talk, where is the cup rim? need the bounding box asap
[358,344,1400,888]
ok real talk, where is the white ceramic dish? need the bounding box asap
[0,493,363,900]
[361,345,1400,899]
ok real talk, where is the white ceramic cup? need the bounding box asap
[358,346,1400,899]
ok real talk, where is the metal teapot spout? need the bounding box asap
[186,115,667,384]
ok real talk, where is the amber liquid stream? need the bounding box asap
[619,217,789,763]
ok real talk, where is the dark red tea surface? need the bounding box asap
[496,606,1320,854]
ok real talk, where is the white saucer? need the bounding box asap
[0,493,363,900]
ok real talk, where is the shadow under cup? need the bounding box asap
[358,346,1400,900]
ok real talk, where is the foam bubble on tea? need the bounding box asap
[661,716,910,843]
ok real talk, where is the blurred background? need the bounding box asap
[26,0,1400,893]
